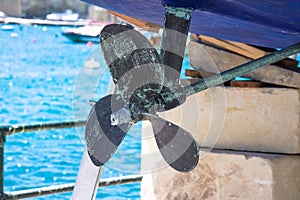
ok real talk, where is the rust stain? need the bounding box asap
[227,107,244,112]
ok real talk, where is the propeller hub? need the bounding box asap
[110,107,131,126]
[110,99,159,126]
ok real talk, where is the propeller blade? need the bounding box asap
[85,94,132,166]
[143,113,199,172]
[100,24,164,104]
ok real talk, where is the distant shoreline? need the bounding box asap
[0,16,106,26]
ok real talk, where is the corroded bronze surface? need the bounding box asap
[100,24,165,119]
[86,23,200,172]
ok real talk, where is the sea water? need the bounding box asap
[0,24,143,200]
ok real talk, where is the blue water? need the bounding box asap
[0,24,142,199]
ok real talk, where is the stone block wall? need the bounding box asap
[142,151,300,200]
[141,87,300,199]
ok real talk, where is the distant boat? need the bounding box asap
[1,25,14,31]
[61,25,105,43]
[0,11,6,18]
[46,9,79,22]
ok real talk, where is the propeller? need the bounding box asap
[85,24,199,172]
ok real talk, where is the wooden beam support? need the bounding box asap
[185,69,216,79]
[191,34,299,68]
[197,34,266,59]
[108,11,162,32]
[230,80,265,88]
[188,40,300,88]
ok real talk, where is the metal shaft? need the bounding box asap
[185,42,300,96]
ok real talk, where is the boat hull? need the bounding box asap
[82,0,300,48]
[62,32,99,43]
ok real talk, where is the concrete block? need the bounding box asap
[157,86,300,154]
[141,150,300,200]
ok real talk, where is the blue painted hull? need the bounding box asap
[83,0,300,48]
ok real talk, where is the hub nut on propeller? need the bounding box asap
[110,107,131,126]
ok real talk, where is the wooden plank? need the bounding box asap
[230,80,265,88]
[188,40,300,88]
[185,69,217,78]
[185,69,202,78]
[108,11,161,32]
[198,35,266,59]
[275,58,299,68]
[193,34,299,69]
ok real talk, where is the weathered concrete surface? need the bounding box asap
[188,40,300,88]
[141,86,300,199]
[141,38,300,200]
[141,149,300,200]
[157,86,300,154]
